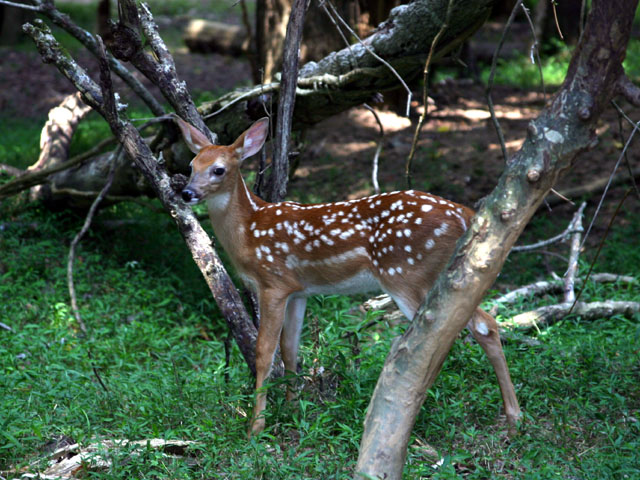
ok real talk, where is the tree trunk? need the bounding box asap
[354,1,638,478]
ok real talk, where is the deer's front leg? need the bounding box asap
[468,308,521,432]
[250,291,288,436]
[281,296,307,401]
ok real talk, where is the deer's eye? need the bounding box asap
[211,166,226,177]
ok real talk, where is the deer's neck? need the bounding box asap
[206,175,266,267]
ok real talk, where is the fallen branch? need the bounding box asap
[503,300,640,330]
[490,273,637,309]
[563,203,585,303]
[0,164,24,177]
[10,438,197,480]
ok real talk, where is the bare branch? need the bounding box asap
[504,301,640,330]
[405,0,453,188]
[67,147,121,335]
[511,202,585,252]
[486,0,523,163]
[0,0,42,11]
[363,104,384,194]
[321,0,412,117]
[616,74,640,106]
[267,0,311,202]
[563,203,586,303]
[28,0,166,116]
[491,273,637,309]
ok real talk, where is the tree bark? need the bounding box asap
[355,1,638,478]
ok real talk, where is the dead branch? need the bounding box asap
[547,166,640,206]
[504,301,640,330]
[405,0,453,187]
[12,438,198,479]
[363,104,384,194]
[266,0,310,202]
[616,74,640,107]
[486,0,523,163]
[67,147,120,335]
[28,92,92,200]
[0,164,24,177]
[563,203,585,303]
[490,273,636,309]
[15,0,166,116]
[23,15,259,374]
[512,202,585,252]
[0,136,117,200]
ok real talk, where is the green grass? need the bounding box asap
[1,189,639,478]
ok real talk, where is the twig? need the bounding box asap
[563,202,586,303]
[551,0,564,40]
[549,187,574,205]
[321,0,412,117]
[580,112,639,250]
[0,322,13,331]
[363,104,384,194]
[267,0,310,202]
[570,189,631,314]
[0,0,42,11]
[611,100,640,199]
[203,83,279,120]
[520,2,546,98]
[512,202,585,252]
[486,0,523,163]
[67,146,121,335]
[405,0,453,188]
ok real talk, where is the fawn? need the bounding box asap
[177,116,521,435]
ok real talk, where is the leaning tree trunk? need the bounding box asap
[355,1,638,478]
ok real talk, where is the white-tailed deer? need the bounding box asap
[177,117,521,435]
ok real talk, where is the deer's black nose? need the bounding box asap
[182,188,196,203]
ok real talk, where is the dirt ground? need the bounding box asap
[1,20,638,258]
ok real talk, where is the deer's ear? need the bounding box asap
[174,115,212,154]
[233,117,269,161]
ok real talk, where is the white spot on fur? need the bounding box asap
[434,222,449,237]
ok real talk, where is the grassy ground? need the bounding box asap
[0,198,638,479]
